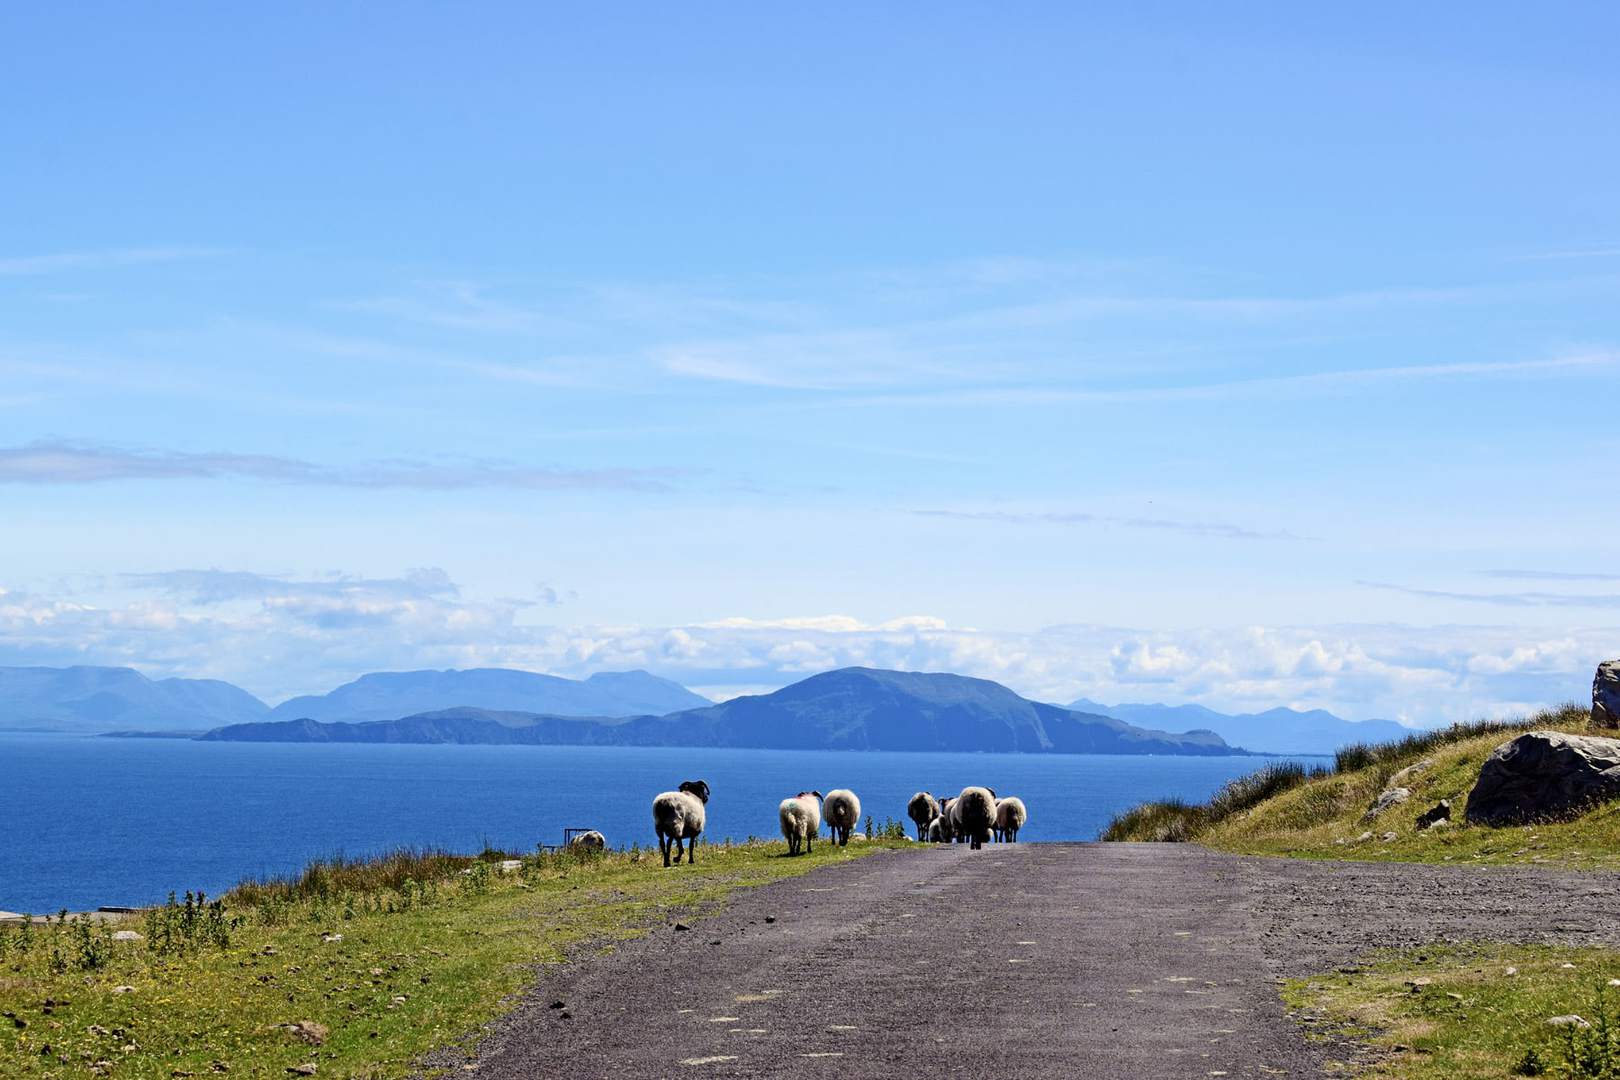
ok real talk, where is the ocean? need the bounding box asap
[0,733,1322,913]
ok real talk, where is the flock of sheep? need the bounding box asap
[648,779,1029,867]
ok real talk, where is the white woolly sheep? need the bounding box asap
[823,789,861,846]
[651,779,710,867]
[955,786,996,849]
[567,829,606,852]
[993,797,1028,842]
[925,816,946,842]
[906,792,941,841]
[778,790,823,856]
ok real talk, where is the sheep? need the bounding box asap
[935,797,957,843]
[924,816,946,842]
[778,791,823,856]
[955,786,996,850]
[823,789,861,845]
[651,779,710,867]
[906,792,941,841]
[993,797,1028,842]
[567,829,606,852]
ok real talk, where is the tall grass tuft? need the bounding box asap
[229,847,516,907]
[1333,704,1583,773]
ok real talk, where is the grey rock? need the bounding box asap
[1388,759,1435,788]
[1548,1015,1591,1029]
[1465,730,1620,826]
[1380,831,1398,842]
[1594,660,1620,729]
[1354,831,1373,843]
[1415,800,1452,830]
[111,930,142,942]
[1361,787,1410,821]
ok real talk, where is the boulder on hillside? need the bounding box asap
[1415,799,1451,830]
[1361,786,1410,821]
[1465,730,1620,826]
[1594,660,1620,729]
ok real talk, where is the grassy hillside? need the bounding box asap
[1106,703,1620,868]
[0,838,903,1078]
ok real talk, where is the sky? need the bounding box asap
[2,4,1617,723]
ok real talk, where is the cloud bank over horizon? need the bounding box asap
[0,568,1608,726]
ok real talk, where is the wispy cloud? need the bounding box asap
[1357,579,1620,608]
[0,247,222,276]
[912,508,1304,541]
[0,440,681,490]
[1479,569,1620,583]
[123,568,459,605]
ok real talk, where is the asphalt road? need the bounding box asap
[457,844,1620,1079]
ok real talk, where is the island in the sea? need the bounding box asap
[197,667,1242,755]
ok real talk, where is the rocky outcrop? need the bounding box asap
[1387,759,1434,788]
[1361,787,1410,821]
[1465,730,1620,826]
[1594,661,1620,729]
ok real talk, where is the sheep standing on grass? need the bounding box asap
[907,792,941,841]
[567,830,607,852]
[824,789,861,845]
[993,797,1028,842]
[651,779,710,868]
[778,791,823,856]
[956,786,996,850]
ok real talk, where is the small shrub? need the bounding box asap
[1539,985,1620,1078]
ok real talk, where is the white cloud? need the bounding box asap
[0,572,1610,724]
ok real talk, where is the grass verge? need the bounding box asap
[1106,704,1620,868]
[0,839,903,1078]
[1286,944,1620,1079]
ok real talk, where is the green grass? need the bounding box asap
[1105,704,1620,868]
[1286,944,1620,1079]
[0,839,903,1079]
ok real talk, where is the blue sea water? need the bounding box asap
[0,733,1324,913]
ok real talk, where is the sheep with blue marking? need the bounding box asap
[651,779,709,867]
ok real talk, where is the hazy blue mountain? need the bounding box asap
[265,668,710,723]
[0,665,269,733]
[1067,697,1413,755]
[206,667,1238,755]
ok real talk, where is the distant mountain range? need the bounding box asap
[1067,698,1412,755]
[0,665,707,733]
[265,667,709,724]
[201,668,1240,755]
[0,666,269,733]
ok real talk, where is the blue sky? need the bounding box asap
[2,4,1617,721]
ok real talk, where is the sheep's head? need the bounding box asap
[679,779,711,803]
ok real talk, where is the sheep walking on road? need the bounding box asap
[779,791,823,856]
[955,786,996,850]
[993,797,1028,842]
[824,789,861,846]
[907,792,940,841]
[651,780,710,867]
[935,797,957,843]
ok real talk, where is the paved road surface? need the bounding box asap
[459,844,1620,1079]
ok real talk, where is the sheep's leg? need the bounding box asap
[660,833,671,868]
[686,836,696,864]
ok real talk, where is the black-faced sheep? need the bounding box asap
[906,791,941,841]
[651,779,710,867]
[993,797,1028,842]
[778,790,823,856]
[955,786,996,849]
[567,829,607,851]
[823,789,861,845]
[935,796,958,843]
